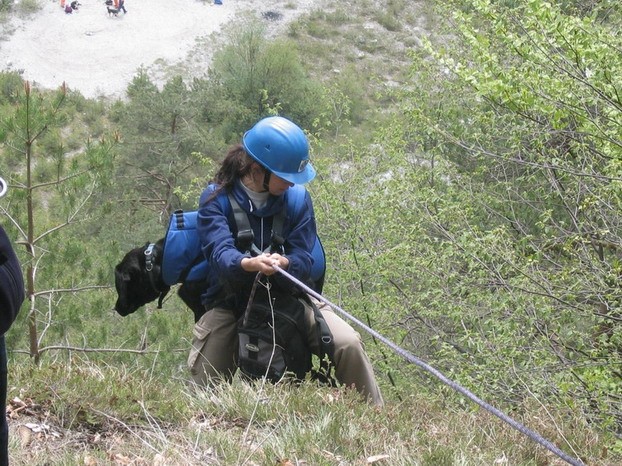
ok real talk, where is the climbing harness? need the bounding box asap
[160,184,326,292]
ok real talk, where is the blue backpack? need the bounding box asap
[160,185,326,292]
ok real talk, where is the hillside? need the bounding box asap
[0,0,618,464]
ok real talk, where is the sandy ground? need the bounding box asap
[0,0,323,100]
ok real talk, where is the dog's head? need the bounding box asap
[114,239,169,316]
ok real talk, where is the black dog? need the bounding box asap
[107,6,119,16]
[114,239,206,321]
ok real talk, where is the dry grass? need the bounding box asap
[5,357,614,466]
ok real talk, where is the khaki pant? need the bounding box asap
[188,296,384,406]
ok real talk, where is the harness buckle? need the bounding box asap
[144,243,155,272]
[271,232,285,255]
[236,229,255,255]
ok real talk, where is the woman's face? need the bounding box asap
[268,173,294,196]
[243,162,294,195]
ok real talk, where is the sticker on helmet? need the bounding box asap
[297,159,309,173]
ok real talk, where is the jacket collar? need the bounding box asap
[232,179,285,217]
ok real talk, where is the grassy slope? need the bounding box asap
[9,358,604,465]
[5,0,615,464]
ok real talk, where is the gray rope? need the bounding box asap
[273,265,585,466]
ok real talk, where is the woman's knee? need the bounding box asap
[332,327,366,360]
[187,309,238,384]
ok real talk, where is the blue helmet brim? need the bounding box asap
[272,162,316,185]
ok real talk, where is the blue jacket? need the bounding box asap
[0,226,24,336]
[197,180,317,313]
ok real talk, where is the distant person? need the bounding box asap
[70,1,80,10]
[214,0,223,4]
[0,176,25,466]
[118,0,127,13]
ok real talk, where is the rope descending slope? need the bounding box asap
[273,265,585,466]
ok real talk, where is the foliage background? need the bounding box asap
[0,0,620,464]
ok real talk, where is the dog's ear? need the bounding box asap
[113,242,163,317]
[113,247,146,316]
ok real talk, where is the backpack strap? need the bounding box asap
[228,194,261,256]
[227,193,287,256]
[226,186,326,292]
[307,297,336,385]
[286,186,326,293]
[271,203,286,249]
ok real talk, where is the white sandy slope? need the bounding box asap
[0,0,324,100]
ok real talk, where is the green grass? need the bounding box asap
[2,1,620,465]
[6,356,612,465]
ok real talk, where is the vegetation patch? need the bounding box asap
[0,0,619,463]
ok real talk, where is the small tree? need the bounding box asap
[206,14,323,131]
[0,81,115,363]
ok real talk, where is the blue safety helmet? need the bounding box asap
[242,116,316,185]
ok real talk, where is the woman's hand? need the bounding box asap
[241,253,289,275]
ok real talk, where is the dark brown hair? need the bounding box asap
[206,144,255,202]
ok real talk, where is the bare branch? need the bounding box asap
[12,346,187,355]
[32,285,110,298]
[33,182,96,244]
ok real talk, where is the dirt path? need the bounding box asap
[0,0,323,100]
